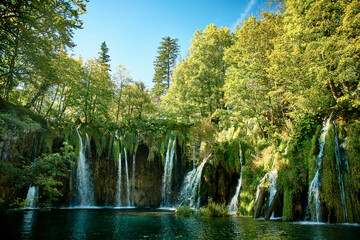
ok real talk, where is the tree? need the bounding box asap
[162,24,233,122]
[0,0,88,101]
[151,36,180,98]
[112,64,132,125]
[75,58,114,125]
[32,142,75,206]
[98,41,111,70]
[224,13,284,137]
[121,81,154,126]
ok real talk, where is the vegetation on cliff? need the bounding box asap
[0,0,359,222]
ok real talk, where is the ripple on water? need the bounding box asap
[1,209,360,240]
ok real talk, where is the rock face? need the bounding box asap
[79,134,187,207]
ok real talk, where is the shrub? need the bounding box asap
[199,198,229,217]
[175,206,196,217]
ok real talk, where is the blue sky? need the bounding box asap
[71,0,264,88]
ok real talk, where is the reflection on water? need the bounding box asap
[21,210,36,239]
[72,210,91,239]
[0,209,359,239]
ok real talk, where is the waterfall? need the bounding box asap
[116,150,122,207]
[267,169,278,219]
[85,133,91,160]
[132,154,136,206]
[131,134,136,206]
[161,137,177,207]
[124,146,131,206]
[228,144,244,214]
[75,128,95,207]
[24,135,40,209]
[307,116,332,221]
[334,122,348,222]
[254,172,268,213]
[114,130,122,206]
[179,155,209,209]
[24,186,39,209]
[192,143,196,170]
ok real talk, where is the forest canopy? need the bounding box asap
[0,0,358,134]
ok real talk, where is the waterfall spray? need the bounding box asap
[161,137,177,208]
[75,128,95,207]
[228,143,244,214]
[307,115,332,221]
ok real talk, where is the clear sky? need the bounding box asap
[71,0,265,88]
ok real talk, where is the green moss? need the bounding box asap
[346,121,360,222]
[282,186,294,221]
[307,125,322,183]
[237,164,258,216]
[40,128,55,154]
[113,139,120,167]
[321,124,343,222]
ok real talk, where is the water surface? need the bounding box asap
[1,209,359,239]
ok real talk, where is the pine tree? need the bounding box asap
[98,41,111,70]
[151,37,180,98]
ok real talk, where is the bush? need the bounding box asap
[175,206,196,217]
[199,198,229,217]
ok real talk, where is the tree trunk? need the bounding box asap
[3,38,19,100]
[329,79,338,102]
[265,186,282,220]
[115,85,123,125]
[45,85,60,117]
[25,82,50,108]
[254,187,266,218]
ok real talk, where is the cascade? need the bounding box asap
[115,129,122,206]
[24,186,39,209]
[228,143,244,214]
[24,135,40,209]
[123,145,131,206]
[307,116,332,221]
[192,143,196,170]
[179,155,209,209]
[254,173,269,211]
[334,122,348,222]
[267,169,278,219]
[75,128,95,207]
[161,137,177,207]
[85,133,91,160]
[116,150,122,207]
[131,134,136,206]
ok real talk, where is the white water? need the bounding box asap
[116,151,122,206]
[268,169,278,219]
[179,155,209,209]
[308,116,332,222]
[24,138,39,209]
[124,146,131,206]
[115,129,119,139]
[75,128,95,207]
[85,133,91,155]
[24,186,39,209]
[228,144,244,214]
[253,169,278,218]
[131,134,136,206]
[333,122,348,222]
[254,173,268,209]
[161,138,177,207]
[132,153,136,206]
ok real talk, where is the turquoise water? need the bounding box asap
[1,209,360,239]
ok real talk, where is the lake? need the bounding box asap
[1,208,360,239]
